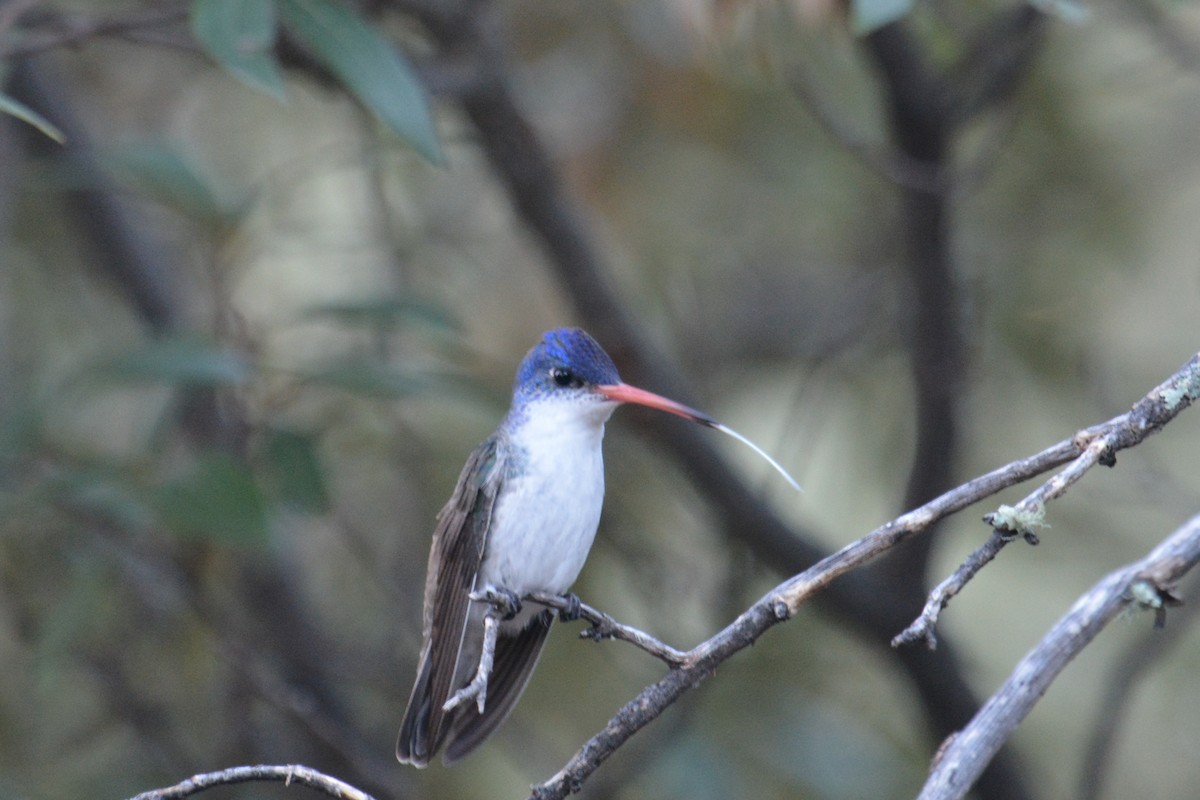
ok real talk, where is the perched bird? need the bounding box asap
[396,328,797,766]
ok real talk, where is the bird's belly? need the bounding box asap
[477,454,605,599]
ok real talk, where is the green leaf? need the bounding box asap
[191,0,288,101]
[301,359,427,398]
[0,92,65,144]
[304,297,457,331]
[276,0,443,163]
[154,454,269,545]
[851,0,913,34]
[264,427,330,513]
[98,337,254,388]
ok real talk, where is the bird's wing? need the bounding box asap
[396,435,505,766]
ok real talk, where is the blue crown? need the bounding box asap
[514,328,620,398]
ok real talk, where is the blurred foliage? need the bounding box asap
[191,0,287,101]
[852,0,915,33]
[94,336,253,386]
[275,0,443,163]
[1,1,1200,800]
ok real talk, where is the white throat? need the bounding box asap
[510,395,617,451]
[478,395,619,598]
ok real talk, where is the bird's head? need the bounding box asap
[512,328,715,424]
[506,328,801,489]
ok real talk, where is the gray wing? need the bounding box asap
[396,436,504,766]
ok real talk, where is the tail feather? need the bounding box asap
[396,654,439,766]
[399,603,555,767]
[443,609,554,765]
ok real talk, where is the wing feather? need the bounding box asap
[396,436,505,766]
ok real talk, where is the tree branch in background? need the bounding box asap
[11,5,1194,800]
[529,353,1200,800]
[127,764,376,800]
[0,4,191,61]
[1076,571,1200,800]
[861,3,1046,583]
[786,65,945,192]
[896,351,1200,648]
[915,512,1200,800]
[949,5,1047,123]
[4,49,396,800]
[4,59,187,334]
[859,26,967,670]
[408,5,1047,799]
[852,15,1042,797]
[1121,0,1200,74]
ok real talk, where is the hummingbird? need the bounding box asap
[396,327,798,766]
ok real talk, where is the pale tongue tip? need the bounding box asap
[710,422,803,493]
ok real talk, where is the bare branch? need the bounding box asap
[916,512,1200,800]
[786,65,946,193]
[1120,0,1200,74]
[127,764,377,800]
[0,4,190,61]
[948,5,1046,123]
[527,351,1200,799]
[790,6,1044,197]
[527,591,687,667]
[896,351,1200,648]
[1077,572,1200,800]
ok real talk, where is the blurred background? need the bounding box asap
[2,1,1200,799]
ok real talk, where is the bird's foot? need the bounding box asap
[470,587,522,621]
[443,671,489,715]
[556,592,583,623]
[442,612,501,715]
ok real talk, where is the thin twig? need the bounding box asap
[528,351,1200,800]
[916,512,1200,800]
[895,351,1200,648]
[0,5,190,61]
[127,764,376,800]
[527,591,686,667]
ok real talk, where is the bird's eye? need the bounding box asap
[550,367,582,389]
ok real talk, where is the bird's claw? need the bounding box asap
[470,587,523,620]
[443,673,488,715]
[556,592,583,622]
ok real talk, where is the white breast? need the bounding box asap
[477,396,615,598]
